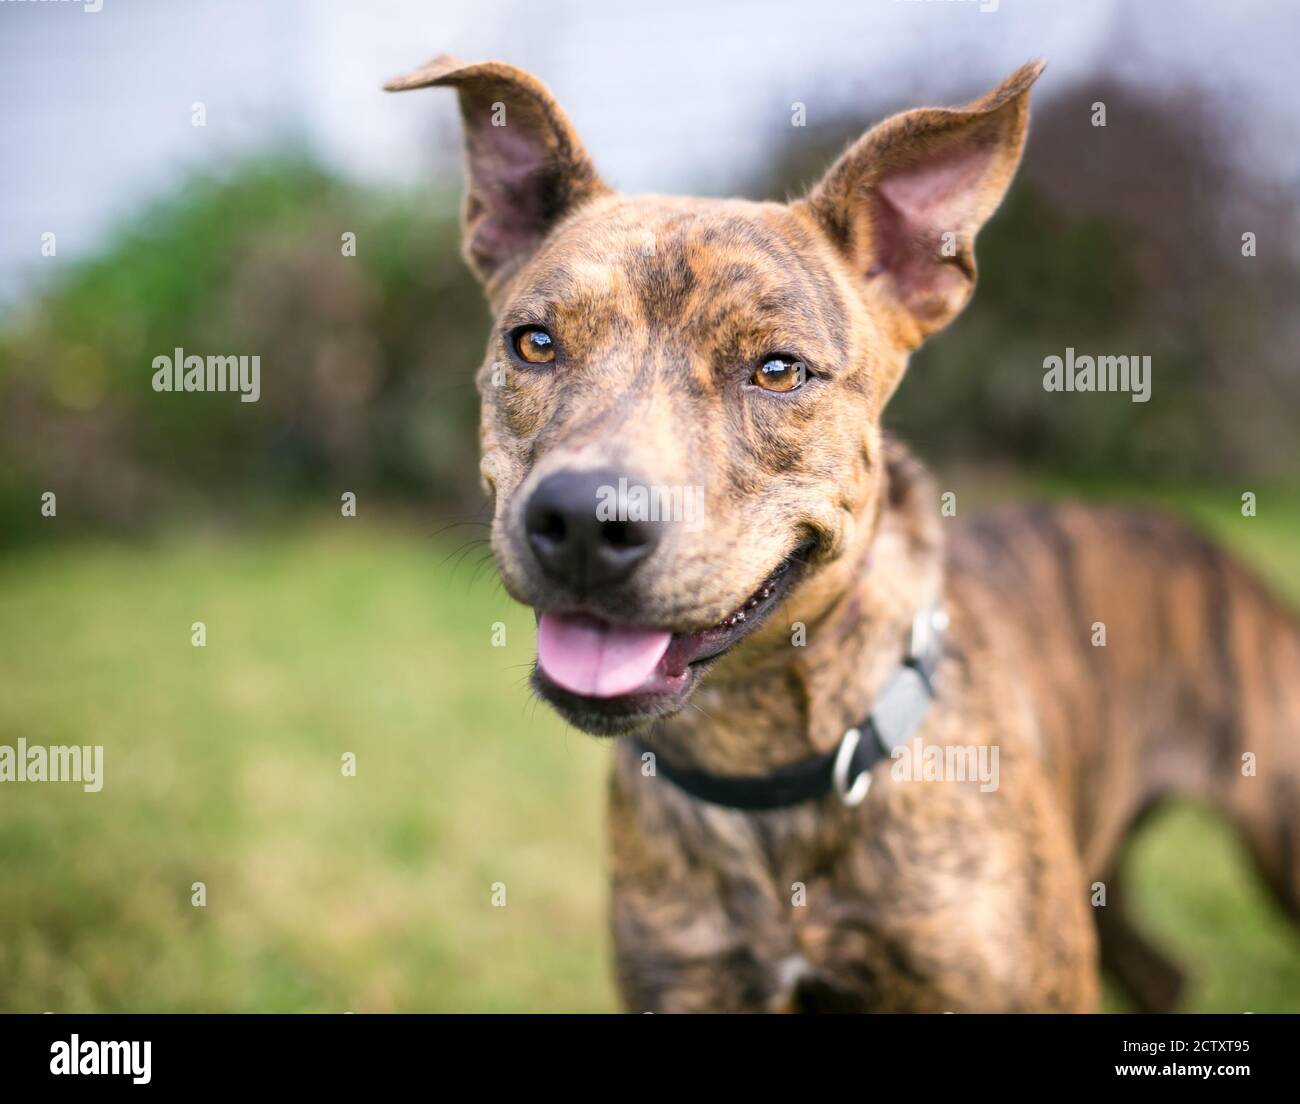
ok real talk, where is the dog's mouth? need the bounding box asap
[530,540,813,734]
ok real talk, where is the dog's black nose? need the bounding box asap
[524,468,661,592]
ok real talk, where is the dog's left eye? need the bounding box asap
[752,355,806,393]
[512,325,556,364]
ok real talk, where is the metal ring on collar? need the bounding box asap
[832,727,872,807]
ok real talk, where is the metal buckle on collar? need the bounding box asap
[832,605,947,809]
[832,727,872,807]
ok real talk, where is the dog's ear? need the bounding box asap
[385,55,609,295]
[799,61,1043,346]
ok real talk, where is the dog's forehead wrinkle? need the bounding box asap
[557,199,811,281]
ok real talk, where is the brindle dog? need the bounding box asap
[387,57,1300,1012]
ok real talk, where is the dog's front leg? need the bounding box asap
[607,770,795,1013]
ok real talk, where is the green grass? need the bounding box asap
[0,522,615,1012]
[1119,803,1300,1012]
[0,498,1298,1012]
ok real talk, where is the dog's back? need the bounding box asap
[950,502,1300,1006]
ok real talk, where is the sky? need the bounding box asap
[1,0,1296,306]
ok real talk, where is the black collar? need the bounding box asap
[631,606,946,812]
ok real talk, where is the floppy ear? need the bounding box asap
[385,55,609,295]
[799,61,1043,346]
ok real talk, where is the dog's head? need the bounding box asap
[387,56,1040,734]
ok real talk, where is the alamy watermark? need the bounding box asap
[152,348,261,403]
[897,0,999,14]
[891,736,999,793]
[596,479,705,530]
[50,1036,150,1084]
[0,738,103,792]
[1042,347,1151,403]
[6,0,102,12]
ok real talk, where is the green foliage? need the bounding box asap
[0,152,487,543]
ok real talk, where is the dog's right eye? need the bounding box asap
[752,355,806,393]
[511,326,557,364]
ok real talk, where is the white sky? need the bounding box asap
[1,0,1296,305]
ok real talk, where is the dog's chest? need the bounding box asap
[715,814,893,1010]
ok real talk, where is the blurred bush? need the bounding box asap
[0,151,487,545]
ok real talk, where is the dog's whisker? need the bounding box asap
[437,534,490,559]
[438,538,491,576]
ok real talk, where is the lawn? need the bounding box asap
[0,520,614,1012]
[0,493,1297,1012]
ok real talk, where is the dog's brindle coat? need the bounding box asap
[388,57,1300,1011]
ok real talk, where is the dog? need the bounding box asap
[386,56,1300,1012]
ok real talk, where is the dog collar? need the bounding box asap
[632,605,946,812]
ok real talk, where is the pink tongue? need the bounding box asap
[536,613,672,698]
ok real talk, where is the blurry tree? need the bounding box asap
[0,152,487,544]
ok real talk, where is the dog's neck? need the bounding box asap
[642,440,945,776]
